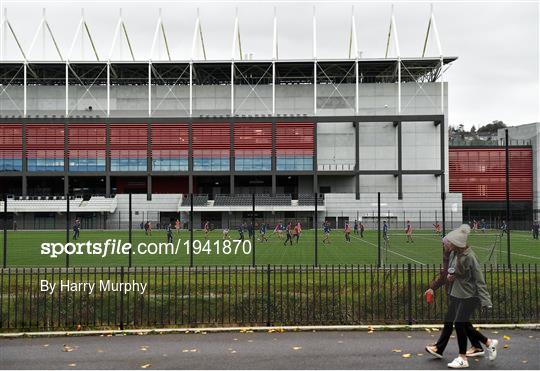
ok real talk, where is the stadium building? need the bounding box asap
[0,7,462,231]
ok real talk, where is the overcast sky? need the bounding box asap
[0,0,538,128]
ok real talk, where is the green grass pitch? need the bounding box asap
[0,228,538,267]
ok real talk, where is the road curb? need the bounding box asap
[1,323,539,338]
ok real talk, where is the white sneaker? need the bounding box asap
[486,339,498,361]
[447,357,469,369]
[466,347,485,357]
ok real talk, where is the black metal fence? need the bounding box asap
[1,264,538,331]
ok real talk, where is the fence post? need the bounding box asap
[314,192,318,267]
[252,193,256,267]
[505,129,511,266]
[3,194,7,268]
[190,193,194,267]
[419,210,422,229]
[119,266,124,330]
[128,193,132,268]
[377,192,381,267]
[407,263,412,325]
[266,264,271,326]
[66,194,70,268]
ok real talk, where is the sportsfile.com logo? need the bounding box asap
[40,239,252,258]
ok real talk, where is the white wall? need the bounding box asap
[317,122,355,171]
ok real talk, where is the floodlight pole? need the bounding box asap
[190,193,194,267]
[66,194,70,268]
[314,192,318,267]
[252,193,256,267]
[505,129,511,266]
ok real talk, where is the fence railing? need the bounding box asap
[0,264,538,331]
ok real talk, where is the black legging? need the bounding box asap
[449,296,488,354]
[435,296,483,354]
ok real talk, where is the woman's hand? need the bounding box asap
[446,274,455,283]
[424,288,434,296]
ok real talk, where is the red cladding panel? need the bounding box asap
[68,124,106,149]
[0,124,23,148]
[26,124,64,149]
[192,124,230,150]
[449,147,533,201]
[276,123,314,151]
[234,123,272,149]
[151,124,189,149]
[0,124,22,159]
[110,124,147,149]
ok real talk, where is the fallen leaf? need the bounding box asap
[182,349,189,353]
[185,331,190,334]
[268,329,276,333]
[68,363,76,367]
[417,353,423,356]
[141,364,151,369]
[43,344,49,347]
[233,338,238,341]
[97,349,104,353]
[140,346,148,352]
[392,349,402,353]
[190,349,198,352]
[201,332,207,335]
[402,354,412,358]
[424,328,431,332]
[503,344,509,349]
[529,336,534,339]
[292,346,302,350]
[491,331,499,334]
[406,335,412,339]
[231,350,237,354]
[247,340,253,343]
[76,325,82,331]
[137,332,145,336]
[503,335,511,340]
[338,340,344,344]
[63,345,74,352]
[522,360,528,364]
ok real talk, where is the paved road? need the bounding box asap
[0,329,538,369]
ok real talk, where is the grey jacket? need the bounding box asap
[448,249,492,308]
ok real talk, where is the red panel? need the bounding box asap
[110,124,147,149]
[111,150,147,159]
[192,123,230,150]
[276,123,314,151]
[449,147,533,201]
[0,124,23,149]
[153,176,189,193]
[26,124,64,149]
[68,124,106,149]
[69,149,106,158]
[151,124,189,149]
[234,123,272,149]
[27,149,64,159]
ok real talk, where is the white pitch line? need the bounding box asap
[350,234,426,266]
[413,234,540,261]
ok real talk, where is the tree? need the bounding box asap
[477,120,506,133]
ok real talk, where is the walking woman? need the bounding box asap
[435,224,498,369]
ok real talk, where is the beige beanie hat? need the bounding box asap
[445,224,471,248]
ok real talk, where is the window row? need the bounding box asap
[235,157,272,171]
[0,158,22,171]
[152,158,189,171]
[111,158,147,172]
[193,157,230,171]
[69,158,106,172]
[27,158,64,172]
[276,156,313,171]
